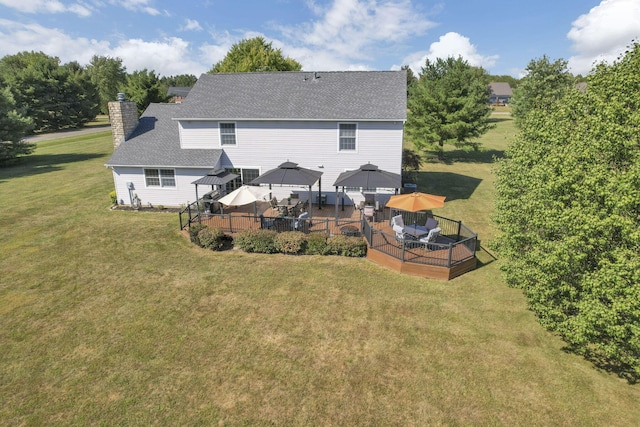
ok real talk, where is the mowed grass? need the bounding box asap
[1,121,640,426]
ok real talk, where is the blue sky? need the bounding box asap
[0,0,639,78]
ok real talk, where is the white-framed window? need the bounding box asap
[225,167,260,191]
[220,122,236,146]
[144,168,176,188]
[338,123,357,151]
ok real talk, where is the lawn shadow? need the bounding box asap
[0,153,104,183]
[474,245,498,268]
[561,345,638,385]
[414,171,482,201]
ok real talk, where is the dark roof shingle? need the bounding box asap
[177,71,407,121]
[105,103,222,168]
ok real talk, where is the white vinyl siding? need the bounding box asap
[338,123,357,151]
[220,122,236,146]
[126,120,403,207]
[179,121,218,149]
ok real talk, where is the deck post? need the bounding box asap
[447,244,453,267]
[228,214,233,233]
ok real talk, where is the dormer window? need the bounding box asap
[220,122,236,146]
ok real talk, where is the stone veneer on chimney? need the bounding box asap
[108,99,139,149]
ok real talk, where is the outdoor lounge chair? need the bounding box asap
[425,217,438,231]
[294,212,310,232]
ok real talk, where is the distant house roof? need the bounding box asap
[489,82,513,97]
[167,86,192,98]
[176,71,407,121]
[105,103,222,168]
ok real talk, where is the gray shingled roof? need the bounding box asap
[177,71,407,121]
[105,103,222,168]
[489,82,513,97]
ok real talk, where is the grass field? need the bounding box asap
[1,117,640,425]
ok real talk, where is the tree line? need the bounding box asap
[0,51,197,162]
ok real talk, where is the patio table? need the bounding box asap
[403,225,429,238]
[277,198,300,208]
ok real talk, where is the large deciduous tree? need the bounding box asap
[510,55,575,123]
[209,37,302,73]
[120,69,168,115]
[0,85,34,163]
[493,44,640,381]
[405,56,493,159]
[86,55,127,114]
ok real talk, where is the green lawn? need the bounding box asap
[1,120,639,426]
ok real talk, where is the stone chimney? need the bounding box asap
[108,93,138,149]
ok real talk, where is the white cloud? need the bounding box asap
[0,0,92,16]
[108,0,160,16]
[402,32,498,74]
[278,0,435,65]
[181,19,203,32]
[0,19,208,76]
[111,37,208,76]
[567,0,640,75]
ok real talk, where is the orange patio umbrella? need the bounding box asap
[386,192,446,212]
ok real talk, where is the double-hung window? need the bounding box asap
[144,169,176,188]
[220,122,236,146]
[339,123,357,151]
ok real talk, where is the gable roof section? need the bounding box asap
[489,82,513,97]
[105,103,222,168]
[176,71,407,121]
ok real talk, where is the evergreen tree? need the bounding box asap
[405,56,493,159]
[0,85,34,163]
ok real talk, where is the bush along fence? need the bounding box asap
[189,225,367,257]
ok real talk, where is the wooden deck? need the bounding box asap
[194,202,477,281]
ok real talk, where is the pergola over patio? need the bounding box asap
[251,161,323,217]
[333,163,401,218]
[191,168,239,212]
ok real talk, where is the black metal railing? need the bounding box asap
[364,213,477,268]
[179,201,201,230]
[181,207,477,269]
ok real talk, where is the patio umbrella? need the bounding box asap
[218,185,270,206]
[386,192,446,212]
[218,185,271,217]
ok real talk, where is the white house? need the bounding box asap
[105,71,407,208]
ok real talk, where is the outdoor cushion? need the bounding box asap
[391,215,404,229]
[425,218,438,230]
[419,227,441,243]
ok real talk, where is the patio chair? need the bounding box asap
[294,212,311,233]
[418,227,442,250]
[270,197,279,209]
[391,214,404,229]
[363,205,375,222]
[259,214,275,230]
[392,222,418,247]
[425,217,438,231]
